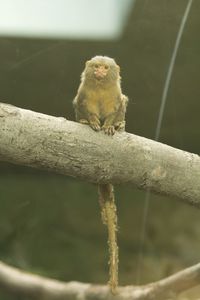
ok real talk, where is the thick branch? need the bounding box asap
[0,261,200,299]
[0,102,200,205]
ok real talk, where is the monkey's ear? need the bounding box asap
[85,60,90,66]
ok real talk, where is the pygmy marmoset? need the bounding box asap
[73,55,128,294]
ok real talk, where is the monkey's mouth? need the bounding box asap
[94,70,107,80]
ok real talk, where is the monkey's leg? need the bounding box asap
[98,184,118,294]
[113,101,127,132]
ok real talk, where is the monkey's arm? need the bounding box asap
[73,92,101,131]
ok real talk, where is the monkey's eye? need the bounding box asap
[104,65,109,70]
[94,64,99,68]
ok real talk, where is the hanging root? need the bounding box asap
[98,184,118,294]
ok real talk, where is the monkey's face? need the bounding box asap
[84,56,120,84]
[94,63,109,80]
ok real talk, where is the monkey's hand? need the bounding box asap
[102,120,125,135]
[88,115,101,132]
[102,125,115,135]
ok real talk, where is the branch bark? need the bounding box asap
[0,261,200,299]
[0,102,200,205]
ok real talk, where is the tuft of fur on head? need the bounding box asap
[90,56,116,65]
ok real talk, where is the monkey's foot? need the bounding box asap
[102,125,115,135]
[79,119,89,125]
[115,121,125,131]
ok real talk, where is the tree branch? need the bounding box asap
[0,261,200,299]
[0,102,200,205]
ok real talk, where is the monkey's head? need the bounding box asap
[83,56,121,84]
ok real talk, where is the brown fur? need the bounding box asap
[73,55,128,135]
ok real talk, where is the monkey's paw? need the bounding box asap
[102,125,115,135]
[115,121,125,132]
[90,121,101,132]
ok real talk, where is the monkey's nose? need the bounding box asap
[94,66,107,79]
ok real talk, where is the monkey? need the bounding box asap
[73,56,128,294]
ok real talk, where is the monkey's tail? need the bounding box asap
[98,183,118,294]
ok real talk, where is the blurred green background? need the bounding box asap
[0,0,200,299]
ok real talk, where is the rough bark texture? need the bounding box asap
[0,102,200,205]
